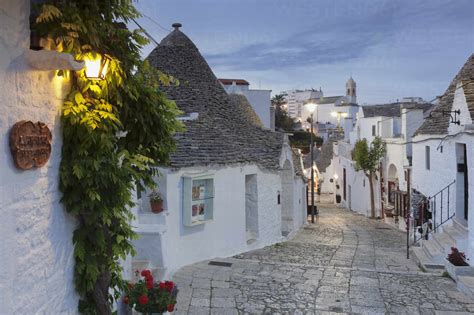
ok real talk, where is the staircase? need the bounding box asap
[412,219,474,298]
[410,181,474,298]
[412,219,468,270]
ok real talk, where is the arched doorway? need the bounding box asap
[281,160,294,236]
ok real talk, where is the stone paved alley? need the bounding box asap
[172,200,474,314]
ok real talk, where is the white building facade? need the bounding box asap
[0,1,79,313]
[324,101,433,222]
[411,54,474,269]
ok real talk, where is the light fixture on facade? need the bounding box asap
[84,53,110,80]
[304,100,318,114]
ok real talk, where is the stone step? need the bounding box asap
[432,232,456,255]
[453,218,469,231]
[446,220,469,240]
[412,247,445,271]
[457,276,474,299]
[422,239,444,258]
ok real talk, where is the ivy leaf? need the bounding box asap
[116,235,124,244]
[74,92,86,105]
[36,4,62,23]
[89,84,101,95]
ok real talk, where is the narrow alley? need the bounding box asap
[172,199,474,314]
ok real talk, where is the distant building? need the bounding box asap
[282,89,322,120]
[323,100,433,220]
[219,78,273,130]
[281,78,359,139]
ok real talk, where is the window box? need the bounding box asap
[182,174,214,226]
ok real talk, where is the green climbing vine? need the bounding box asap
[34,2,183,314]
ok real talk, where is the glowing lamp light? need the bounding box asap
[84,54,110,80]
[304,101,318,113]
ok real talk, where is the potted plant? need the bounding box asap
[445,247,473,280]
[149,191,164,214]
[124,269,178,314]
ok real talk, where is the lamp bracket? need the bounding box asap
[429,109,461,125]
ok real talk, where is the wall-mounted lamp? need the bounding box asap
[84,54,110,80]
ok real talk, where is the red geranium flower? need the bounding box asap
[122,296,129,304]
[167,304,175,312]
[138,294,149,305]
[159,281,166,290]
[165,281,174,292]
[146,278,153,289]
[141,270,151,277]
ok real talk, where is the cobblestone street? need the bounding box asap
[172,201,474,314]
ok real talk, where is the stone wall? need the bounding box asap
[0,0,78,313]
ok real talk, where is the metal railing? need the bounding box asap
[412,180,456,244]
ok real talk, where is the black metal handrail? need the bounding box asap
[412,180,456,244]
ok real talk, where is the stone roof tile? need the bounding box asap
[416,53,474,135]
[147,26,283,170]
[362,102,433,118]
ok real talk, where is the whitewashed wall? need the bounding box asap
[134,164,284,277]
[411,83,474,260]
[412,134,474,260]
[384,140,408,191]
[0,0,78,313]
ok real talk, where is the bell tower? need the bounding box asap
[346,76,357,104]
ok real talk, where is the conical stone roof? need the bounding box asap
[147,24,283,170]
[416,54,474,135]
[227,93,264,128]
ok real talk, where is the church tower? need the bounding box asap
[346,76,357,104]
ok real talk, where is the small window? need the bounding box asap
[425,146,430,170]
[372,125,376,136]
[183,175,214,226]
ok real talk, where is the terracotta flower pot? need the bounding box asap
[150,200,163,213]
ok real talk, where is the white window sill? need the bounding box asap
[185,219,213,227]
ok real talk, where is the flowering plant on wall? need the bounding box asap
[447,247,469,266]
[124,270,178,314]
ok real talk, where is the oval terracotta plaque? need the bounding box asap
[9,121,52,170]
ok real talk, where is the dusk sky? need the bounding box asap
[134,0,474,105]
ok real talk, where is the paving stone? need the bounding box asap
[211,297,236,308]
[188,306,211,315]
[210,308,239,315]
[351,305,386,315]
[193,288,211,298]
[190,298,210,307]
[171,202,474,314]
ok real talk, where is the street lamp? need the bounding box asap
[331,111,348,129]
[84,53,110,80]
[304,98,318,223]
